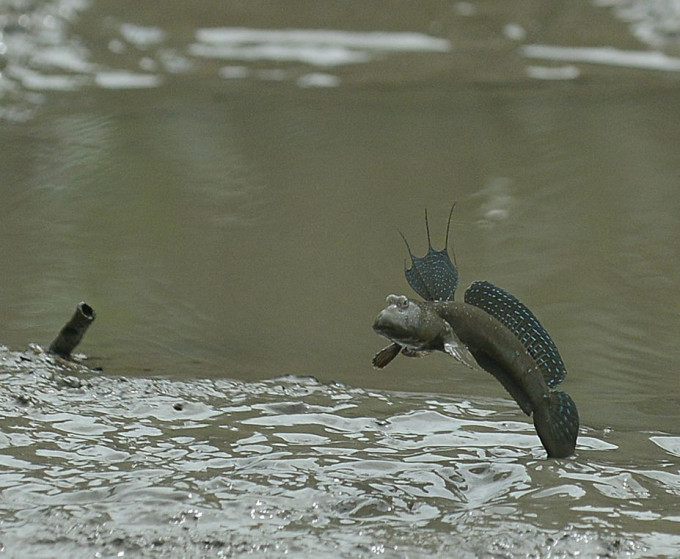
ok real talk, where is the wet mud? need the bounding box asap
[1,347,678,557]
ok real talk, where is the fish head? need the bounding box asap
[373,295,446,351]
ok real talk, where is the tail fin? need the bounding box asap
[533,391,579,458]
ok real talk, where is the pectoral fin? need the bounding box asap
[442,325,479,370]
[372,343,402,369]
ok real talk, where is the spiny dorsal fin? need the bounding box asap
[463,280,567,388]
[402,204,459,302]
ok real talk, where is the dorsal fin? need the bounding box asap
[402,204,459,302]
[463,281,567,388]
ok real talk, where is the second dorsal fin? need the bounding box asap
[402,204,459,302]
[463,280,567,388]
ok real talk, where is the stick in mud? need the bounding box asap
[49,302,96,358]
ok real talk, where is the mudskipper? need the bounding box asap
[373,206,579,458]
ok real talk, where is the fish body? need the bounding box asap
[373,294,578,458]
[433,298,578,458]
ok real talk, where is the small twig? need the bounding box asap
[49,302,96,358]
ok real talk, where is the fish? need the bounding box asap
[372,208,579,458]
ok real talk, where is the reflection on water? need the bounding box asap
[1,347,678,556]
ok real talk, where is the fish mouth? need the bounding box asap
[372,322,400,341]
[373,311,421,347]
[372,308,401,337]
[372,319,395,340]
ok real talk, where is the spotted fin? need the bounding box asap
[533,391,579,458]
[463,281,567,388]
[372,343,402,369]
[402,205,459,302]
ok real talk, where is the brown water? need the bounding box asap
[1,0,680,557]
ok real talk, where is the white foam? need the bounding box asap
[525,64,580,80]
[189,42,369,67]
[120,23,166,47]
[195,27,451,52]
[9,66,90,90]
[218,65,249,79]
[190,27,451,67]
[94,71,163,89]
[297,72,341,88]
[522,44,680,72]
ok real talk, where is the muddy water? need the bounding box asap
[1,0,680,557]
[1,347,677,557]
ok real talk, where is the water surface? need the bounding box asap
[1,347,678,557]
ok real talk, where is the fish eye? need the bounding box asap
[396,296,409,309]
[386,294,410,310]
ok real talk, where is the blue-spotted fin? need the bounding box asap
[401,203,459,303]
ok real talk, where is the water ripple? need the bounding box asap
[1,347,677,556]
